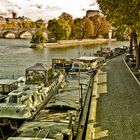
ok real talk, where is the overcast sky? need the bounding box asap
[0,0,99,21]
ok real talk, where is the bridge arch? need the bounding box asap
[18,31,32,39]
[2,31,16,38]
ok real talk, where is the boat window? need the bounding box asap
[63,134,69,140]
[41,94,45,100]
[22,99,27,105]
[74,64,79,67]
[32,95,35,102]
[0,85,3,92]
[12,82,18,90]
[9,95,17,103]
[27,71,46,84]
[4,85,10,93]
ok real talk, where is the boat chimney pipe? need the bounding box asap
[80,83,83,109]
[69,113,72,128]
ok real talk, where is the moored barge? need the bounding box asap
[0,63,66,131]
[7,71,94,140]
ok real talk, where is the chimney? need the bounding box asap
[12,12,17,19]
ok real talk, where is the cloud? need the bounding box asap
[0,0,10,4]
[0,0,14,7]
[89,2,96,6]
[88,0,99,10]
[0,0,99,20]
[0,10,8,16]
[45,5,62,11]
[36,5,42,9]
[30,4,43,9]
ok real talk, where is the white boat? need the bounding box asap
[71,56,105,72]
[0,63,66,129]
[7,72,93,140]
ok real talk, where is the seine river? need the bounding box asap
[0,38,129,79]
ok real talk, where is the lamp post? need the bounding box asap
[108,29,112,40]
[79,83,83,109]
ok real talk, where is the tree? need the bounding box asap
[100,16,110,37]
[35,20,46,28]
[71,18,84,39]
[82,17,94,38]
[97,0,140,68]
[89,14,102,36]
[89,14,109,37]
[31,29,46,44]
[47,18,71,40]
[59,12,73,25]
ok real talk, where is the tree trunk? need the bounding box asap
[133,31,140,69]
[129,31,133,54]
[138,42,140,69]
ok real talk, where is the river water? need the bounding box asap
[0,38,129,79]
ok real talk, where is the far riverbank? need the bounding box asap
[30,38,116,48]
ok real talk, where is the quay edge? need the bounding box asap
[30,39,116,48]
[85,70,107,140]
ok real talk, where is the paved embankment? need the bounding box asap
[86,54,140,140]
[47,39,115,47]
[85,70,107,140]
[33,39,116,48]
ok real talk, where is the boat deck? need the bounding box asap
[9,72,93,140]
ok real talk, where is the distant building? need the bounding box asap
[0,12,34,27]
[0,16,6,24]
[16,16,32,22]
[12,12,17,19]
[6,18,18,23]
[6,15,32,24]
[86,10,100,18]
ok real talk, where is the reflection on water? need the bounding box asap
[0,38,129,79]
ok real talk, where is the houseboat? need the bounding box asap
[0,63,66,130]
[71,56,105,72]
[52,56,105,74]
[7,71,94,140]
[0,78,24,104]
[52,58,73,73]
[0,79,18,95]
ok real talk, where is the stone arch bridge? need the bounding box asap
[0,28,37,38]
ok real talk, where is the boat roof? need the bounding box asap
[0,79,17,85]
[76,56,99,61]
[16,121,67,140]
[0,94,7,100]
[9,84,43,96]
[46,73,90,110]
[26,63,51,71]
[10,73,90,139]
[0,103,27,108]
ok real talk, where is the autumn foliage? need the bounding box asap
[47,12,110,40]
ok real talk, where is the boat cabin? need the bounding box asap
[7,85,44,105]
[0,84,46,119]
[0,79,18,94]
[52,58,73,72]
[25,63,53,86]
[72,56,100,71]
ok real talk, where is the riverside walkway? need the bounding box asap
[86,54,140,140]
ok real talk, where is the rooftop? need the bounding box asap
[76,56,99,61]
[0,79,17,85]
[26,63,51,71]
